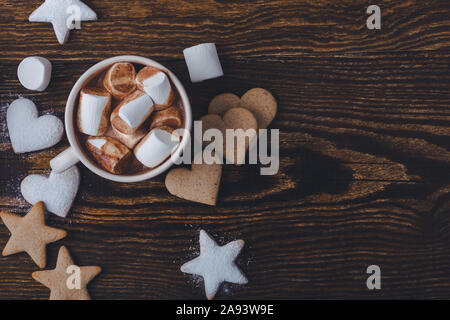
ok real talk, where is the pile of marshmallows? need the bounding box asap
[78,62,182,174]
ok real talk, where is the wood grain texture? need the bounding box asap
[1,0,450,61]
[0,0,449,299]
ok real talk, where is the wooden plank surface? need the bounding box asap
[0,0,449,299]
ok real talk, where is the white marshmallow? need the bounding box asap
[118,93,154,129]
[134,129,180,168]
[103,62,137,99]
[17,56,52,91]
[106,125,146,149]
[87,138,106,149]
[78,88,111,136]
[141,72,172,105]
[183,43,224,83]
[85,136,131,174]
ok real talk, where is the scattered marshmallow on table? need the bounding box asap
[7,98,64,154]
[77,87,112,136]
[136,66,175,110]
[183,43,224,83]
[134,128,180,168]
[17,57,52,91]
[29,0,97,45]
[21,166,80,218]
[111,90,154,135]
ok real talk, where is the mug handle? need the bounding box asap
[50,147,80,173]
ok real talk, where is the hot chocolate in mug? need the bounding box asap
[50,56,192,183]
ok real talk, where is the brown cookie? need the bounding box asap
[241,88,277,129]
[0,202,67,268]
[223,108,258,165]
[165,155,222,206]
[208,93,241,115]
[200,108,258,165]
[32,246,101,300]
[199,114,226,149]
[208,89,277,129]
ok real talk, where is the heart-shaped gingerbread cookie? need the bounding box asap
[7,98,64,153]
[165,159,222,206]
[201,107,258,165]
[208,88,277,129]
[21,166,80,218]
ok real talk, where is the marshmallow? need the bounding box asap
[183,43,224,83]
[149,106,183,130]
[103,62,137,98]
[152,125,176,134]
[86,136,131,174]
[111,90,154,135]
[77,87,112,136]
[134,128,180,168]
[136,66,175,110]
[106,124,147,149]
[88,137,106,149]
[17,56,52,91]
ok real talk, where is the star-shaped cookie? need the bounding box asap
[0,202,67,268]
[181,230,248,300]
[32,246,101,300]
[29,0,97,45]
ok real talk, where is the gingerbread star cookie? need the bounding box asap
[181,230,248,300]
[32,246,101,300]
[0,202,67,268]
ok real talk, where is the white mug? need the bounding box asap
[50,55,192,183]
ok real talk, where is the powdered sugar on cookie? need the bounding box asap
[20,166,80,218]
[7,98,63,153]
[180,230,248,300]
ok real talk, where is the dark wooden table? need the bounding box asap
[0,0,449,300]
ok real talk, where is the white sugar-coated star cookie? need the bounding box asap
[181,230,248,300]
[29,0,97,45]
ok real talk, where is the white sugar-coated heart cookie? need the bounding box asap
[21,166,80,218]
[7,98,64,153]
